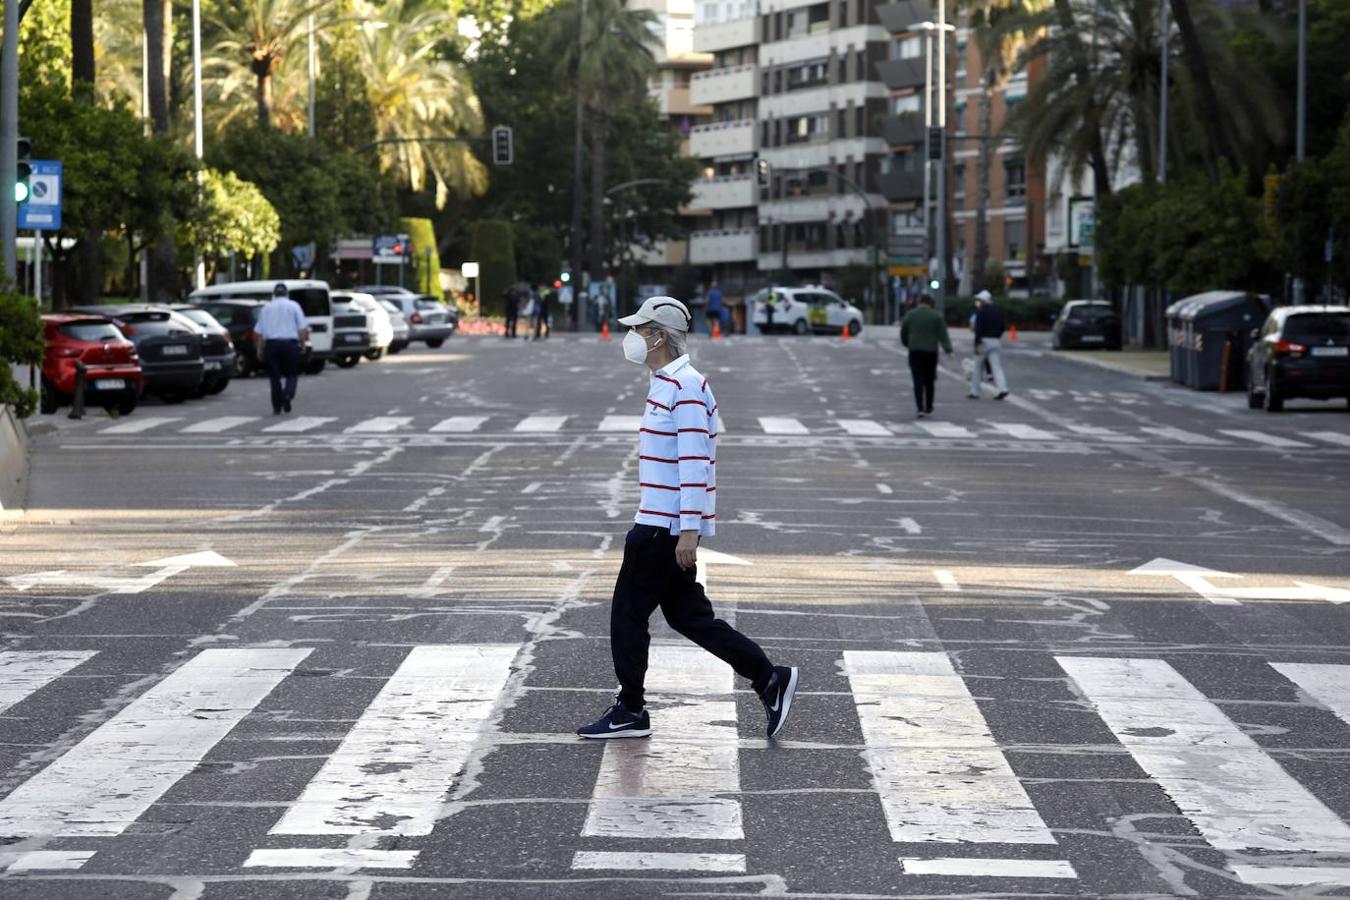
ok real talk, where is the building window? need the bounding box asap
[892,208,923,230]
[1004,158,1026,201]
[785,112,830,144]
[856,49,867,82]
[952,163,966,210]
[761,120,771,146]
[838,0,848,27]
[892,93,921,115]
[786,58,829,90]
[839,109,848,138]
[893,36,922,60]
[839,53,847,82]
[1005,218,1025,260]
[856,106,865,136]
[773,69,783,92]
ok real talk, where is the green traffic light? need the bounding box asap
[928,278,940,290]
[14,181,28,203]
[560,272,570,283]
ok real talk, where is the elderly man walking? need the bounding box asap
[254,283,310,415]
[968,290,1010,400]
[900,293,952,417]
[577,296,799,740]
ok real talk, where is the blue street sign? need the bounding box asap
[19,160,62,231]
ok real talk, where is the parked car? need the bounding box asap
[188,279,334,374]
[376,293,455,347]
[375,297,411,354]
[191,299,265,376]
[328,292,375,368]
[39,314,143,416]
[335,291,397,359]
[1246,305,1350,412]
[749,286,863,336]
[70,304,205,402]
[168,305,236,395]
[1052,300,1122,350]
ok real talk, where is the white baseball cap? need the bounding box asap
[618,296,693,332]
[974,289,993,303]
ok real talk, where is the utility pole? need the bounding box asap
[922,28,933,289]
[935,0,948,312]
[1,0,19,280]
[1158,0,1168,183]
[193,0,206,289]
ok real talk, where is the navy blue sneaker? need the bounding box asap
[760,666,799,739]
[577,701,651,739]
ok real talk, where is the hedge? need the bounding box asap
[940,295,1067,330]
[401,217,443,302]
[468,220,517,318]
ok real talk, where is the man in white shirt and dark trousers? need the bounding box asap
[577,296,799,740]
[254,283,310,415]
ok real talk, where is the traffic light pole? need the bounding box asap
[1,0,19,280]
[934,0,948,313]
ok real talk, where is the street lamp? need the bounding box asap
[911,20,955,304]
[908,17,954,310]
[308,17,388,139]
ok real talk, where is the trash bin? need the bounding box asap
[1169,291,1270,391]
[1164,296,1201,385]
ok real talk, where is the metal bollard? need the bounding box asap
[69,362,86,420]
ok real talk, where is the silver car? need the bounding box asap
[378,295,454,348]
[375,297,412,354]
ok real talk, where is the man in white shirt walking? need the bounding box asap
[577,296,799,740]
[254,283,310,415]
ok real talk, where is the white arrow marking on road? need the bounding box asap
[134,551,236,568]
[5,551,236,595]
[1128,558,1349,604]
[695,548,751,588]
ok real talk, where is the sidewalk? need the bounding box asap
[1054,348,1171,381]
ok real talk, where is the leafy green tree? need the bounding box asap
[1271,118,1350,297]
[0,288,44,418]
[178,168,282,280]
[206,0,332,130]
[469,220,516,316]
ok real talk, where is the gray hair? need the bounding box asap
[651,323,688,357]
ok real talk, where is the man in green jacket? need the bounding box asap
[899,294,953,418]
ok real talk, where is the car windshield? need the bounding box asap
[378,299,402,314]
[1285,313,1350,343]
[290,288,331,318]
[59,321,123,343]
[1069,305,1114,321]
[178,310,219,329]
[415,299,442,311]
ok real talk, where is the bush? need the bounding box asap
[0,287,44,419]
[402,217,443,301]
[942,295,1064,330]
[468,220,516,317]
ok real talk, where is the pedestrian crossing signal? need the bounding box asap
[14,137,31,203]
[492,126,513,166]
[928,277,941,291]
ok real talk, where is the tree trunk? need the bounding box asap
[256,68,274,129]
[972,75,994,292]
[1168,0,1228,180]
[71,0,95,101]
[1052,0,1113,199]
[588,109,608,284]
[143,0,171,134]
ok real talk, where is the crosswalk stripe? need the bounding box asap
[261,416,336,433]
[1057,656,1350,852]
[269,644,518,836]
[915,421,975,439]
[1219,430,1312,448]
[1234,865,1350,886]
[0,651,97,715]
[514,415,567,432]
[1303,431,1350,448]
[1270,663,1350,726]
[344,416,413,434]
[1140,426,1228,446]
[580,645,742,842]
[572,851,746,873]
[0,648,310,837]
[836,419,892,436]
[598,415,643,432]
[99,416,182,434]
[900,858,1077,878]
[844,651,1058,845]
[429,415,489,433]
[987,422,1060,441]
[758,416,809,435]
[243,849,417,870]
[1066,424,1143,443]
[0,850,96,872]
[180,416,259,434]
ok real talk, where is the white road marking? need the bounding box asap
[1234,865,1350,885]
[1127,557,1242,605]
[6,551,235,596]
[987,422,1060,441]
[1140,426,1228,446]
[837,419,892,436]
[521,481,542,494]
[1057,656,1350,851]
[900,858,1077,878]
[1219,429,1312,448]
[598,415,643,432]
[270,644,517,836]
[0,648,309,836]
[180,416,259,434]
[915,421,975,439]
[480,514,507,533]
[1066,424,1143,443]
[515,415,568,432]
[844,651,1058,845]
[243,849,418,869]
[1271,663,1350,725]
[571,851,746,873]
[876,483,893,495]
[580,645,741,843]
[262,416,336,433]
[759,416,809,435]
[429,416,488,433]
[0,651,97,714]
[414,566,456,596]
[896,517,921,534]
[1191,477,1350,546]
[1,850,97,871]
[344,416,413,433]
[1303,431,1350,448]
[136,551,236,569]
[99,416,182,434]
[933,570,960,592]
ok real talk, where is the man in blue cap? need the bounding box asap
[254,283,310,414]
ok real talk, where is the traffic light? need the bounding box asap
[927,126,942,161]
[15,137,31,203]
[755,157,771,188]
[560,271,570,283]
[492,126,513,166]
[928,277,941,291]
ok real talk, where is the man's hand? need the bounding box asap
[675,531,700,570]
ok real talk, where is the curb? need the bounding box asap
[0,404,30,519]
[1052,351,1172,383]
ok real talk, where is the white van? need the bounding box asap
[188,279,334,374]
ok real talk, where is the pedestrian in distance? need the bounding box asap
[900,293,953,418]
[706,281,729,335]
[254,283,309,416]
[968,290,1010,400]
[577,295,800,741]
[503,284,520,339]
[533,284,551,341]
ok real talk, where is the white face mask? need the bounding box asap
[623,329,658,365]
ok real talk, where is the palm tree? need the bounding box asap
[206,0,332,129]
[71,0,95,101]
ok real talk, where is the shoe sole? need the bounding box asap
[768,667,799,739]
[577,728,651,740]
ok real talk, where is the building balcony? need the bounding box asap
[691,228,758,263]
[878,169,925,201]
[878,0,936,35]
[690,64,758,106]
[882,114,925,147]
[693,16,758,53]
[757,247,872,270]
[689,175,758,210]
[636,239,690,267]
[690,119,757,158]
[876,57,926,90]
[654,85,713,117]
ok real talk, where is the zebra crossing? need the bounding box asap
[5,645,1350,886]
[80,413,1350,450]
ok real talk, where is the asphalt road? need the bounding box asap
[3,326,1350,898]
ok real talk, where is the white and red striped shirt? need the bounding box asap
[634,354,718,537]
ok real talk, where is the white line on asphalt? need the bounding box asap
[521,481,542,494]
[571,851,747,873]
[1066,424,1143,443]
[844,651,1058,845]
[0,651,97,714]
[837,419,892,436]
[99,416,182,434]
[915,421,975,439]
[1057,656,1350,851]
[758,416,809,435]
[987,422,1060,441]
[598,415,643,432]
[243,849,418,869]
[1303,431,1350,448]
[415,566,456,595]
[480,515,507,533]
[270,644,518,836]
[899,858,1077,878]
[180,416,259,434]
[1190,477,1350,547]
[1139,426,1229,446]
[0,850,97,872]
[1234,866,1350,885]
[262,416,336,433]
[897,518,921,534]
[1271,663,1350,727]
[933,570,960,592]
[344,416,414,433]
[1219,429,1312,448]
[428,416,488,433]
[0,648,309,837]
[515,415,568,432]
[580,645,742,843]
[876,483,894,495]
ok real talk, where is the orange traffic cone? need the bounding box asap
[601,319,611,341]
[841,324,851,341]
[1009,324,1018,342]
[711,318,721,340]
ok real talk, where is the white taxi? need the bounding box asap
[750,286,864,336]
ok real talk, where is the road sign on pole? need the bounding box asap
[18,159,61,231]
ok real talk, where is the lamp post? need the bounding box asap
[909,15,953,311]
[1,0,18,279]
[192,0,206,289]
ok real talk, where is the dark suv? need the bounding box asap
[1052,300,1122,350]
[1247,306,1350,412]
[70,305,205,402]
[192,299,265,376]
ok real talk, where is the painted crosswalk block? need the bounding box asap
[0,650,97,714]
[261,416,336,433]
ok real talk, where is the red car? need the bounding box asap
[40,314,144,416]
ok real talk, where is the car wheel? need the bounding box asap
[303,360,326,375]
[844,319,861,336]
[792,318,809,335]
[388,342,405,355]
[160,391,187,405]
[39,379,60,415]
[335,355,360,369]
[233,355,250,377]
[1264,371,1284,412]
[208,378,229,395]
[426,338,445,348]
[116,396,138,416]
[365,348,384,361]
